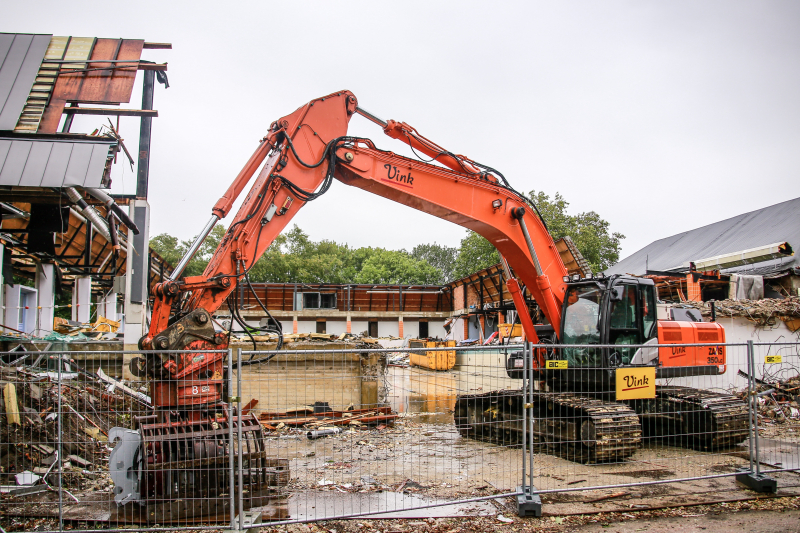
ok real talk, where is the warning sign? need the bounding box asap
[616,367,656,400]
[546,360,568,369]
[765,355,783,364]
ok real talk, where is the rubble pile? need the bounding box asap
[737,370,800,423]
[0,360,147,492]
[680,296,800,327]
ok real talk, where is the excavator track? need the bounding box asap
[626,386,750,450]
[454,390,642,464]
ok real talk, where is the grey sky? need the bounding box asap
[3,1,799,262]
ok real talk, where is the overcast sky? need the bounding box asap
[4,1,799,262]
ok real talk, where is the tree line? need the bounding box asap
[149,190,624,285]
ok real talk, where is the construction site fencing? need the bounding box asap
[0,340,797,531]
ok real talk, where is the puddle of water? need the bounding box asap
[388,355,520,425]
[389,366,458,424]
[286,491,496,520]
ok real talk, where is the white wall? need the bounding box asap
[378,320,399,338]
[325,320,348,335]
[428,320,448,339]
[296,320,316,333]
[350,320,369,335]
[403,320,419,339]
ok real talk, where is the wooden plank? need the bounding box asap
[4,383,20,425]
[61,107,157,117]
[143,42,172,49]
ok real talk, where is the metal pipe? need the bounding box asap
[65,187,112,242]
[515,213,544,276]
[307,428,342,439]
[168,214,219,280]
[57,355,64,531]
[355,106,388,128]
[83,187,139,234]
[746,340,755,474]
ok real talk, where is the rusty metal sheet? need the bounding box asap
[0,33,52,130]
[38,38,144,133]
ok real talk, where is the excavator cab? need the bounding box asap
[530,275,660,392]
[558,275,658,368]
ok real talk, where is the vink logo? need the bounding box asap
[382,164,414,188]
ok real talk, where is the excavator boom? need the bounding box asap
[143,91,567,364]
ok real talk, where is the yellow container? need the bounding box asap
[408,339,457,370]
[499,323,522,338]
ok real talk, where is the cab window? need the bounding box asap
[640,284,657,340]
[609,285,639,364]
[562,285,602,367]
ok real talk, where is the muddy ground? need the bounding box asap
[2,365,799,531]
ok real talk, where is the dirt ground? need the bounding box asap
[3,364,799,531]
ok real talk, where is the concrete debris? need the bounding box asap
[0,360,140,492]
[679,296,800,328]
[737,371,800,422]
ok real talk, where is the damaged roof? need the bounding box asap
[607,197,800,276]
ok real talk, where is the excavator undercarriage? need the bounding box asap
[454,384,750,464]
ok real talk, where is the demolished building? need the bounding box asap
[0,33,172,348]
[605,196,799,340]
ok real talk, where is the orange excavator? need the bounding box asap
[110,91,748,510]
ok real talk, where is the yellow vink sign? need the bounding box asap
[546,360,568,369]
[616,367,656,400]
[765,355,782,364]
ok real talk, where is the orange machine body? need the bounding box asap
[657,321,726,369]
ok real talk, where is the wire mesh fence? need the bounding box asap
[0,340,797,531]
[520,343,755,500]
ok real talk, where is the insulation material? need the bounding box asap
[729,274,764,300]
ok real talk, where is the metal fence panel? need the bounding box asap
[1,341,797,531]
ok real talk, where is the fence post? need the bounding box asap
[517,341,542,516]
[735,340,777,493]
[237,347,245,530]
[228,348,236,531]
[57,354,64,532]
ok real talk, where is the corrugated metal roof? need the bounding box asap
[0,34,52,131]
[606,197,800,276]
[0,136,116,188]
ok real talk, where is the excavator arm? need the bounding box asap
[140,90,568,390]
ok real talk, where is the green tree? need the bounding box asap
[354,248,442,285]
[411,243,457,283]
[149,224,227,278]
[452,231,499,280]
[450,191,624,278]
[528,190,624,272]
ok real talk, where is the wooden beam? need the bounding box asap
[143,42,173,49]
[62,107,158,117]
[138,62,168,71]
[4,383,20,426]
